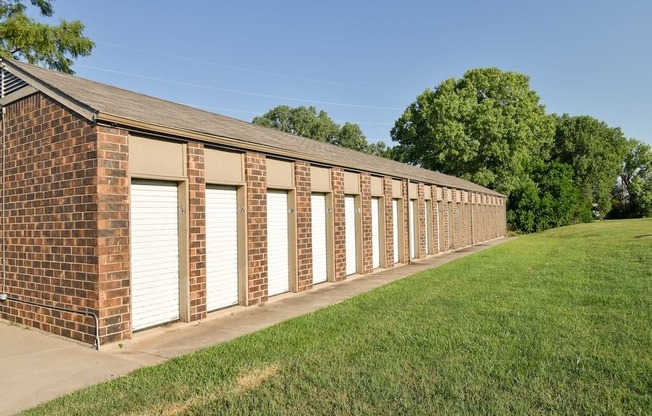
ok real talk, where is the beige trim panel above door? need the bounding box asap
[129,136,185,179]
[205,149,243,184]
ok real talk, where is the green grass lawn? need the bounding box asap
[22,219,652,415]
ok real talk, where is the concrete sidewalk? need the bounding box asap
[0,237,513,416]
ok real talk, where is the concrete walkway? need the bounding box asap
[0,237,514,416]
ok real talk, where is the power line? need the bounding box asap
[96,40,394,91]
[77,64,403,111]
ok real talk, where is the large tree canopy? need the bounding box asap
[551,114,628,218]
[0,0,93,73]
[610,139,652,218]
[253,105,391,156]
[391,67,555,194]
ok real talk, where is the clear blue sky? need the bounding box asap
[45,0,652,146]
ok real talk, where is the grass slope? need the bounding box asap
[22,219,652,415]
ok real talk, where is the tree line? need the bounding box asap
[3,2,650,233]
[254,68,652,232]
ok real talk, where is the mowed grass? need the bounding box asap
[22,219,652,415]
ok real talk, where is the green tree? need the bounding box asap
[391,67,555,194]
[335,122,368,152]
[552,115,628,218]
[253,105,394,158]
[610,139,652,218]
[507,161,588,233]
[253,105,339,144]
[0,0,93,74]
[366,141,394,159]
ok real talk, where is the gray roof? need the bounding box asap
[2,59,503,197]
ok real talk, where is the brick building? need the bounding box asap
[0,59,507,348]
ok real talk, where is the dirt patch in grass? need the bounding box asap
[235,363,279,393]
[162,403,191,416]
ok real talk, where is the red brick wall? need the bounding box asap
[95,127,130,344]
[360,174,372,274]
[0,93,99,344]
[244,153,267,304]
[383,177,394,267]
[294,162,312,292]
[331,168,346,281]
[186,142,206,321]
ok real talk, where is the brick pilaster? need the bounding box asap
[331,168,346,281]
[432,185,439,254]
[460,191,468,248]
[451,189,460,249]
[96,127,130,344]
[418,183,426,258]
[360,174,372,274]
[186,142,206,321]
[470,193,476,245]
[493,198,498,239]
[467,198,472,246]
[402,180,410,261]
[245,153,267,304]
[478,194,487,242]
[294,162,313,292]
[383,177,394,267]
[442,188,450,251]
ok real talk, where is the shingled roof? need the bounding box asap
[1,59,503,197]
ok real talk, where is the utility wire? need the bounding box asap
[77,64,403,111]
[96,40,395,91]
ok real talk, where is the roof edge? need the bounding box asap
[1,59,97,122]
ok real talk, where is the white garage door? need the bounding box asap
[392,199,399,263]
[130,181,180,331]
[345,195,357,275]
[436,202,442,253]
[448,203,453,249]
[206,186,239,311]
[409,200,416,259]
[425,201,432,255]
[311,193,328,284]
[267,190,290,296]
[371,197,381,269]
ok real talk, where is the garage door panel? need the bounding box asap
[311,193,328,284]
[425,202,432,255]
[345,195,357,275]
[436,203,442,253]
[392,199,399,264]
[130,181,180,331]
[409,200,416,259]
[268,190,290,296]
[206,186,239,311]
[371,198,381,269]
